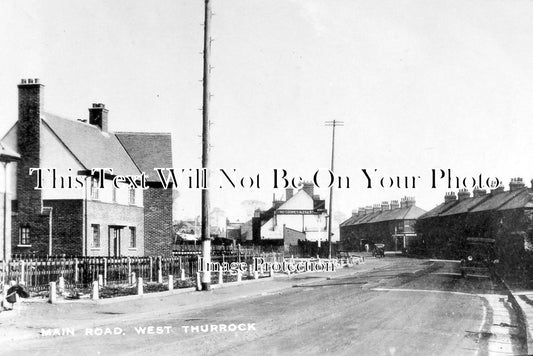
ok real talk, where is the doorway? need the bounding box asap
[108,227,123,257]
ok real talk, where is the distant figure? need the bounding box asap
[3,280,29,311]
[365,244,369,252]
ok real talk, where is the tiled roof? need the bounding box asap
[420,188,533,219]
[115,132,172,182]
[42,113,140,177]
[340,205,427,227]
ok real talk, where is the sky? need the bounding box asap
[1,0,533,224]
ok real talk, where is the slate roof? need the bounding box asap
[42,113,141,177]
[340,205,426,227]
[419,187,533,219]
[115,132,172,182]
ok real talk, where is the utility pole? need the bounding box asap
[325,120,343,259]
[201,0,213,291]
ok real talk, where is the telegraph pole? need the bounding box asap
[325,120,343,259]
[201,0,213,291]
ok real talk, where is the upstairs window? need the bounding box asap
[90,178,99,200]
[129,227,136,248]
[92,224,100,248]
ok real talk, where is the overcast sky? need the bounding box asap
[2,0,533,221]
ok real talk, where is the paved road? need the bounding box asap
[1,258,527,355]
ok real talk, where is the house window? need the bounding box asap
[90,178,99,200]
[129,188,135,205]
[129,227,136,248]
[92,224,100,248]
[19,226,30,245]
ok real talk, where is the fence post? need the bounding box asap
[98,274,103,289]
[269,265,273,278]
[196,272,201,291]
[130,272,136,286]
[218,269,223,285]
[157,256,163,284]
[49,282,57,304]
[20,260,25,284]
[253,270,259,280]
[237,269,242,282]
[58,276,65,294]
[168,275,173,291]
[92,281,99,300]
[149,257,153,282]
[127,257,131,279]
[74,258,79,283]
[103,258,108,286]
[137,277,143,296]
[180,269,185,281]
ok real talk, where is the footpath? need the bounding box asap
[503,282,533,354]
[0,257,385,345]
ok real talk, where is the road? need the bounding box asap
[1,258,527,355]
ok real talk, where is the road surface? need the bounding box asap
[1,258,526,355]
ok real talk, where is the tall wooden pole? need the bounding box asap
[201,0,212,291]
[325,120,343,259]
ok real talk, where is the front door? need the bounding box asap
[109,227,122,257]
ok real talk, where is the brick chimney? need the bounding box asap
[457,189,470,201]
[490,186,505,194]
[373,204,381,213]
[509,177,525,192]
[444,192,457,203]
[302,182,314,197]
[285,188,293,201]
[351,209,358,217]
[358,207,366,215]
[472,187,487,198]
[381,201,390,211]
[390,200,400,209]
[365,206,373,215]
[89,103,108,131]
[16,78,45,247]
[400,196,416,208]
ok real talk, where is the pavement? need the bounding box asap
[0,256,384,345]
[501,283,533,354]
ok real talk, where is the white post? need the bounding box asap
[130,272,136,285]
[218,269,223,285]
[92,281,99,300]
[58,276,65,294]
[253,270,259,280]
[196,272,202,291]
[20,261,25,284]
[157,258,163,284]
[168,275,174,291]
[74,258,79,283]
[103,258,108,286]
[49,282,57,304]
[98,274,103,289]
[180,269,185,281]
[237,270,242,282]
[137,277,143,295]
[269,265,273,278]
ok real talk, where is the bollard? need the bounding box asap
[180,269,185,281]
[158,269,163,284]
[130,272,136,285]
[168,275,174,291]
[74,258,79,283]
[137,277,143,295]
[218,269,223,285]
[98,274,103,289]
[269,265,273,278]
[196,272,202,291]
[58,276,65,294]
[237,270,242,282]
[92,281,99,300]
[253,270,259,280]
[49,282,57,304]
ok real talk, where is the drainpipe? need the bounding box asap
[41,206,53,256]
[2,162,7,261]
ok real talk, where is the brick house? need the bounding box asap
[416,179,533,274]
[339,197,426,252]
[0,79,173,258]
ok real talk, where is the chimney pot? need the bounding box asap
[88,103,109,131]
[509,177,525,192]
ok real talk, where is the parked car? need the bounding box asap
[460,237,498,278]
[372,244,385,258]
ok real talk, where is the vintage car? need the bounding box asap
[460,237,498,278]
[372,243,385,258]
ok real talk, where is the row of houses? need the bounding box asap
[0,79,174,260]
[340,179,533,271]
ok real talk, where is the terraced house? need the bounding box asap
[0,79,173,259]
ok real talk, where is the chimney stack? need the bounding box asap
[302,182,314,197]
[285,188,293,201]
[473,187,487,198]
[390,200,400,209]
[365,206,373,215]
[381,201,390,211]
[490,186,505,195]
[358,207,366,215]
[400,196,416,208]
[457,189,470,201]
[509,177,525,192]
[444,192,457,203]
[89,103,109,131]
[373,204,381,213]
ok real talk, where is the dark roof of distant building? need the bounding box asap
[340,205,426,227]
[419,187,533,219]
[115,132,172,182]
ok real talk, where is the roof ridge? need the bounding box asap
[115,131,171,136]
